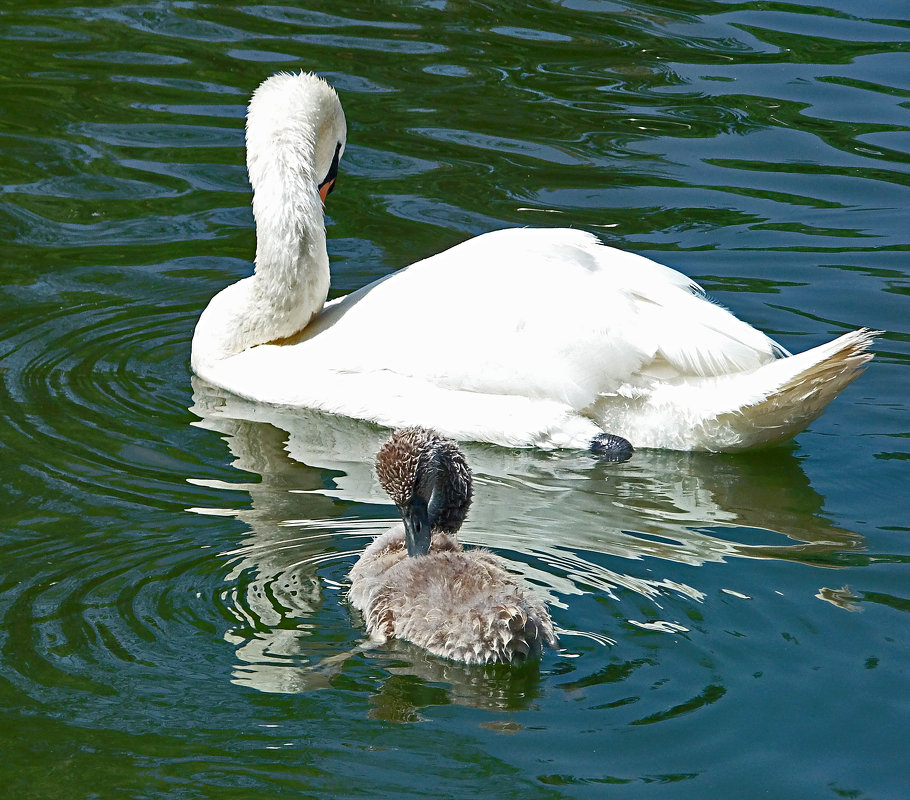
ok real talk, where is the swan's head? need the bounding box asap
[375,427,473,558]
[246,71,347,203]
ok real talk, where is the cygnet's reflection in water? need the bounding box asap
[189,378,861,702]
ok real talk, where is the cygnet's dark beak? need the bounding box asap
[402,498,431,557]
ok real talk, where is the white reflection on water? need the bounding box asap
[189,377,861,696]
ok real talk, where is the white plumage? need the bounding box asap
[191,71,877,452]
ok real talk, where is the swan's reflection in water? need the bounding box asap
[189,378,860,703]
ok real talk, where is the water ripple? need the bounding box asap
[183,387,871,699]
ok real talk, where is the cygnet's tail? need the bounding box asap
[716,328,879,448]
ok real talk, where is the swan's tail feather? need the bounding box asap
[719,328,880,447]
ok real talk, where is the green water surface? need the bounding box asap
[1,1,908,798]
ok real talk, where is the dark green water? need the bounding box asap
[1,1,908,798]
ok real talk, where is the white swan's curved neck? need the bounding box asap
[192,143,330,368]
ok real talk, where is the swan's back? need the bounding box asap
[348,528,557,665]
[297,228,784,397]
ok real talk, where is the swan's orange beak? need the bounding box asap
[319,178,335,206]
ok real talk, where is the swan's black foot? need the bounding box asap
[590,433,634,462]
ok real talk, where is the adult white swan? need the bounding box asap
[191,71,877,452]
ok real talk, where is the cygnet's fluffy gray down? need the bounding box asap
[348,525,557,665]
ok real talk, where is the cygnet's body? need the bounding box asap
[348,427,557,664]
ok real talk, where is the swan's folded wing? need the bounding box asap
[623,281,787,378]
[226,227,788,422]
